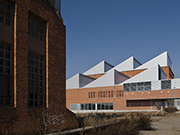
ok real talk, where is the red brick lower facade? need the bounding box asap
[67,85,180,111]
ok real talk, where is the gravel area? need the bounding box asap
[141,113,180,135]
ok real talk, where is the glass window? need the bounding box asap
[119,90,121,97]
[105,103,109,110]
[88,104,91,110]
[161,80,171,89]
[111,91,113,97]
[97,103,101,110]
[144,82,151,90]
[98,91,100,98]
[92,104,95,110]
[28,15,45,41]
[0,0,12,26]
[131,83,136,91]
[0,75,9,96]
[110,103,113,110]
[137,82,143,91]
[81,104,85,110]
[85,104,88,110]
[124,83,130,92]
[108,91,110,97]
[28,51,45,107]
[0,41,11,107]
[97,103,113,110]
[55,0,61,12]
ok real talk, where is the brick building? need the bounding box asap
[67,51,180,112]
[0,0,78,134]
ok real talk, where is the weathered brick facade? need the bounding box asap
[0,0,78,134]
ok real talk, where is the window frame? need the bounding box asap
[0,41,12,107]
[28,51,45,107]
[0,0,12,26]
[28,15,45,41]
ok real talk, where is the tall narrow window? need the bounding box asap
[28,15,45,41]
[111,90,113,97]
[0,0,12,26]
[0,41,12,106]
[28,51,45,107]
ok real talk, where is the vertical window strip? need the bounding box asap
[28,15,45,41]
[28,51,45,107]
[111,90,113,97]
[0,41,12,106]
[0,0,12,26]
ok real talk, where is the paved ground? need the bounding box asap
[141,113,180,135]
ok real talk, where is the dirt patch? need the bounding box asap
[141,114,180,135]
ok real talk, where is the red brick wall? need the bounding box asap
[67,85,180,111]
[0,0,78,134]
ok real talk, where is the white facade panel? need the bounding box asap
[152,80,161,90]
[66,74,80,89]
[83,61,105,75]
[84,61,114,75]
[84,69,115,88]
[115,57,134,72]
[171,79,180,89]
[136,51,168,70]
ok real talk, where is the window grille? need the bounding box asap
[161,80,171,89]
[144,82,151,90]
[124,83,130,92]
[28,51,45,107]
[124,81,151,92]
[131,83,136,91]
[28,15,45,41]
[0,0,12,26]
[0,41,12,107]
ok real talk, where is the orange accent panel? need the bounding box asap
[121,69,146,78]
[88,73,105,79]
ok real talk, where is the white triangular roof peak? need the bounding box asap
[136,51,172,70]
[83,61,114,75]
[106,56,141,74]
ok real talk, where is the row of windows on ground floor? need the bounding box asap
[70,103,113,110]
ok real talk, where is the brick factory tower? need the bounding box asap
[0,0,78,134]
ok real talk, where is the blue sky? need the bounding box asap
[61,0,180,79]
